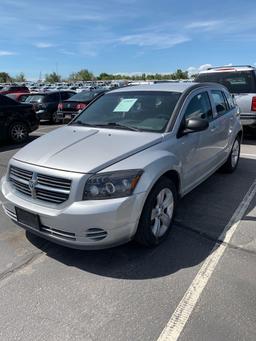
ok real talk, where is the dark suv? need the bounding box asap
[195,65,256,130]
[0,94,39,144]
[25,91,75,123]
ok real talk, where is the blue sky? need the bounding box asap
[0,0,256,80]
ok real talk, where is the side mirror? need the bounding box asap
[183,118,209,135]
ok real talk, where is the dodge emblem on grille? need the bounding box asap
[29,176,37,198]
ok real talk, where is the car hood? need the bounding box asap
[13,126,162,173]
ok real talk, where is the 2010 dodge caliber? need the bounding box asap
[1,83,242,249]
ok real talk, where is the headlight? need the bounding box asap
[83,170,143,200]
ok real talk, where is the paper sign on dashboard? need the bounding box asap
[113,98,137,112]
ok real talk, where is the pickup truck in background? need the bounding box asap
[195,65,256,131]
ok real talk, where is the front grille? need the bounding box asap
[9,166,32,181]
[9,165,72,204]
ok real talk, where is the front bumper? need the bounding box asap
[1,176,146,250]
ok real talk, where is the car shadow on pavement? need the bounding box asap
[26,157,256,280]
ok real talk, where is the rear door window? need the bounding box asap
[211,90,229,116]
[223,92,236,110]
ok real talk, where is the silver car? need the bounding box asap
[1,83,242,249]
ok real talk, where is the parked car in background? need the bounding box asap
[0,83,242,250]
[25,91,75,123]
[195,65,256,131]
[6,92,30,103]
[0,85,29,95]
[0,94,39,144]
[57,90,107,122]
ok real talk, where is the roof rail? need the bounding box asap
[207,65,254,70]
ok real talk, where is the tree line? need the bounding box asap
[0,68,190,83]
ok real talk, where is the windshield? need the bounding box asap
[71,91,181,132]
[25,94,45,103]
[195,71,256,93]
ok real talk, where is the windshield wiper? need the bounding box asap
[94,122,141,132]
[70,121,141,131]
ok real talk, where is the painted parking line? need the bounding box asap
[157,179,256,341]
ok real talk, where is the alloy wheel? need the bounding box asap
[10,123,27,142]
[150,188,174,238]
[231,139,240,168]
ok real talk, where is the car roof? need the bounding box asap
[108,82,225,94]
[199,65,256,74]
[27,90,75,96]
[110,82,197,94]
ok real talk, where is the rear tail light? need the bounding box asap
[58,103,63,111]
[76,103,87,111]
[251,97,256,111]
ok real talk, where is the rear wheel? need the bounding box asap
[221,136,241,173]
[135,177,177,247]
[9,122,29,143]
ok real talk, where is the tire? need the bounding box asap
[9,121,29,144]
[221,136,241,173]
[135,177,177,247]
[51,111,59,124]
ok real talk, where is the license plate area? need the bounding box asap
[15,207,40,230]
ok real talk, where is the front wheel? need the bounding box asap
[9,122,29,143]
[221,136,241,173]
[135,177,177,247]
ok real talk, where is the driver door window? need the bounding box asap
[184,92,213,121]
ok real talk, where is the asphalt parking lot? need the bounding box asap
[0,124,256,341]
